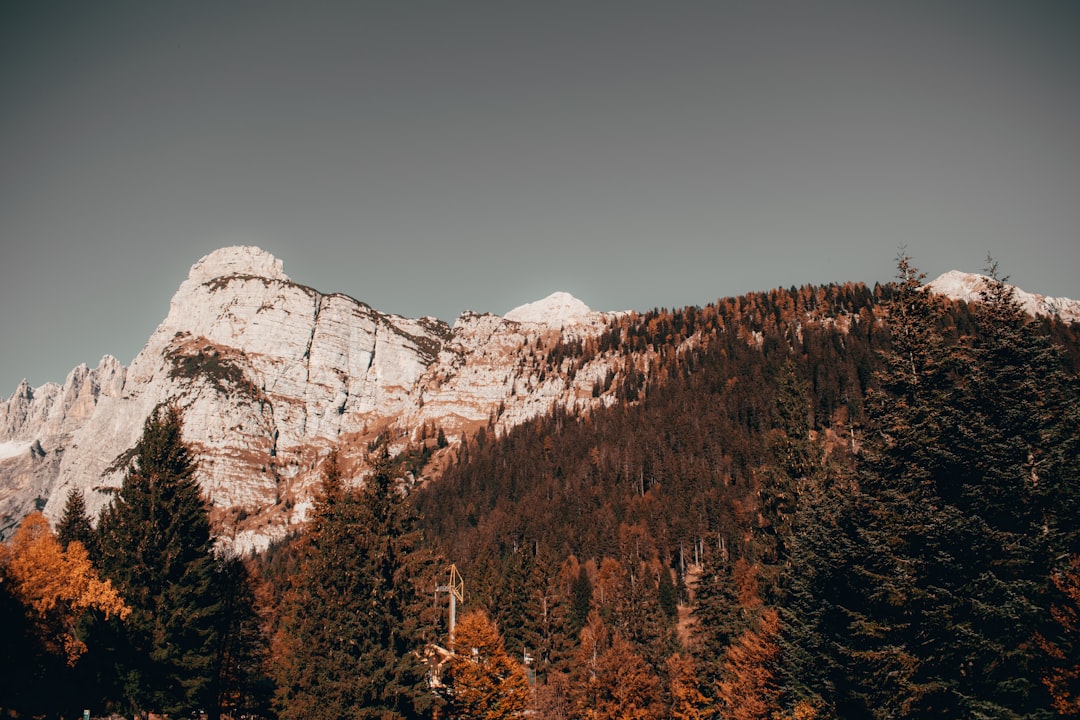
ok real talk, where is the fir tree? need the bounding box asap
[96,403,229,718]
[56,487,97,557]
[213,557,273,719]
[272,446,441,720]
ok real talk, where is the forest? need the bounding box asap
[2,255,1079,719]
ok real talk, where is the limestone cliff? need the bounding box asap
[0,247,622,553]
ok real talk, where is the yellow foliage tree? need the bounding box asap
[446,609,532,720]
[0,512,129,664]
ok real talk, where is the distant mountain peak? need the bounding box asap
[926,270,1080,323]
[504,292,593,325]
[186,246,288,285]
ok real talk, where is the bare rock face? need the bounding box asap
[0,356,126,536]
[0,247,624,554]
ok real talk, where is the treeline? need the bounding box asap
[2,257,1079,718]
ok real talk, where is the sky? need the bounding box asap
[2,1,1079,394]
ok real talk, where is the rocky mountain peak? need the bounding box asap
[927,271,1080,323]
[0,247,630,553]
[185,246,288,286]
[505,291,594,325]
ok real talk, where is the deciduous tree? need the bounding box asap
[0,512,128,665]
[443,609,531,720]
[715,607,782,720]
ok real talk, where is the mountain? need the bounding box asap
[0,247,622,553]
[0,251,1074,554]
[926,270,1080,323]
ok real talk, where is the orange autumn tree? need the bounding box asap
[445,609,532,720]
[569,612,664,720]
[1038,555,1080,716]
[715,607,783,720]
[0,512,129,664]
[667,652,711,720]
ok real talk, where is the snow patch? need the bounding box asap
[0,441,30,462]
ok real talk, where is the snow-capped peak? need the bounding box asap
[504,292,593,325]
[926,271,1080,323]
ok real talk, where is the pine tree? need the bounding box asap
[213,557,273,719]
[1,512,129,666]
[0,512,130,717]
[568,612,663,720]
[666,653,712,720]
[1036,555,1080,716]
[272,446,441,720]
[96,403,229,718]
[781,253,952,716]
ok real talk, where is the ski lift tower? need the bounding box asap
[435,564,465,647]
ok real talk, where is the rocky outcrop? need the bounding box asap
[0,247,624,553]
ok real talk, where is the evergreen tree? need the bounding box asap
[569,565,593,636]
[96,403,229,718]
[213,557,274,719]
[0,560,42,716]
[784,253,1080,717]
[272,446,441,720]
[56,487,97,557]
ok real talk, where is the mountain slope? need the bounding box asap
[0,252,1074,554]
[0,247,622,552]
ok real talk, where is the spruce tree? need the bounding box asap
[273,446,441,720]
[56,487,97,557]
[96,403,228,718]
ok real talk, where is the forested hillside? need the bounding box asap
[414,257,1080,718]
[3,257,1078,719]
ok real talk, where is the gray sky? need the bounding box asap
[3,1,1079,394]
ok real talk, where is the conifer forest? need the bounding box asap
[3,255,1079,719]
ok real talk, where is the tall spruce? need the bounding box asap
[96,403,228,718]
[56,487,97,557]
[273,446,441,720]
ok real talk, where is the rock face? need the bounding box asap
[0,247,623,553]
